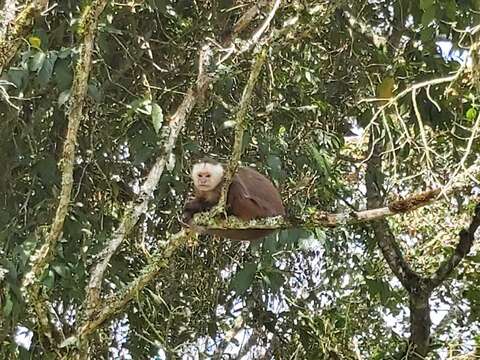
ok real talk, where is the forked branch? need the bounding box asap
[428,203,480,290]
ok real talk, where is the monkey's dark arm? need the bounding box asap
[182,198,214,224]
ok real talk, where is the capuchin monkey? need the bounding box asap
[182,158,285,240]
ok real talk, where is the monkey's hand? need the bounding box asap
[208,203,228,219]
[181,208,195,227]
[182,198,207,226]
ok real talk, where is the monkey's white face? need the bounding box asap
[192,162,224,192]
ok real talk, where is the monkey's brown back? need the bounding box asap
[227,167,285,220]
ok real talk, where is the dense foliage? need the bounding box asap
[1,0,480,359]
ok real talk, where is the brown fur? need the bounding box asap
[183,165,285,241]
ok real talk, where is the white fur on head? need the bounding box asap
[192,162,224,191]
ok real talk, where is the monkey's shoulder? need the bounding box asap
[233,167,278,193]
[195,188,221,205]
[230,167,284,214]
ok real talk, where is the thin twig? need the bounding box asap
[442,111,480,195]
[411,88,434,170]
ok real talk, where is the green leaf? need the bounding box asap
[52,264,67,277]
[230,262,257,295]
[314,228,326,243]
[0,209,11,227]
[7,68,28,89]
[376,77,394,100]
[262,270,285,292]
[420,25,435,43]
[37,52,58,85]
[57,47,72,59]
[466,253,480,263]
[466,107,477,122]
[28,51,46,72]
[43,270,55,289]
[54,58,73,90]
[88,83,102,102]
[28,36,42,49]
[305,70,313,83]
[421,5,436,26]
[151,103,164,133]
[444,0,457,20]
[308,143,331,176]
[130,133,156,165]
[366,278,391,302]
[33,155,58,185]
[263,234,278,254]
[58,90,70,107]
[267,155,282,180]
[420,0,434,10]
[278,228,302,246]
[3,294,13,317]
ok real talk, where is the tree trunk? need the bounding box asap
[408,292,431,359]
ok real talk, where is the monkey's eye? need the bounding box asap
[205,174,211,178]
[198,174,203,178]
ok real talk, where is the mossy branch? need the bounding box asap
[195,188,448,231]
[0,0,48,73]
[56,231,189,349]
[427,203,480,290]
[219,48,268,210]
[77,231,188,339]
[21,0,109,344]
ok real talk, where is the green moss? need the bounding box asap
[77,4,92,36]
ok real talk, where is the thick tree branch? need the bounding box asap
[408,292,431,359]
[21,0,109,344]
[365,131,423,289]
[229,48,268,171]
[0,0,48,73]
[0,0,17,38]
[427,203,480,290]
[370,223,423,291]
[365,131,432,359]
[195,188,452,232]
